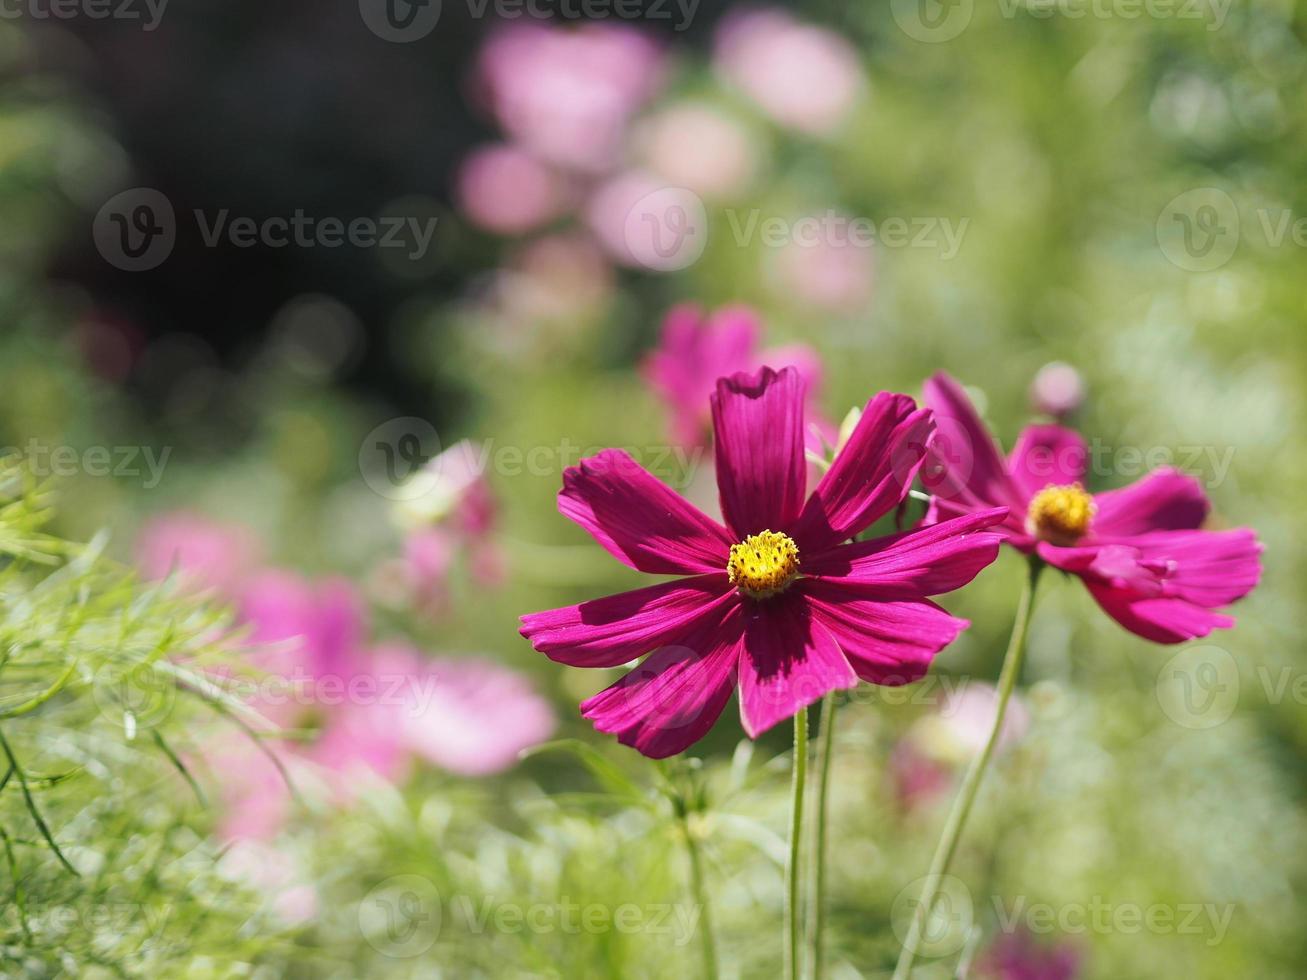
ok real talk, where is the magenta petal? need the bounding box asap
[1084,585,1236,644]
[921,372,1024,512]
[641,304,759,446]
[792,392,934,552]
[803,509,1007,599]
[1007,424,1088,498]
[521,575,735,668]
[581,603,744,758]
[737,594,857,738]
[799,580,967,684]
[711,366,807,537]
[801,578,967,686]
[560,449,735,574]
[1091,468,1210,536]
[1041,527,1261,643]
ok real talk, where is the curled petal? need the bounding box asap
[711,366,807,537]
[792,392,934,553]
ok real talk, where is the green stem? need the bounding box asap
[787,706,809,980]
[681,811,718,980]
[810,694,838,979]
[891,557,1042,980]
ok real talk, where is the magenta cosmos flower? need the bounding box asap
[922,372,1262,643]
[521,366,1006,757]
[641,303,826,448]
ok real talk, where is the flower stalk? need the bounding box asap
[787,705,809,980]
[810,693,838,979]
[892,556,1043,980]
[682,808,718,980]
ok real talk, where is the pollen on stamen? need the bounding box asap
[1026,482,1095,546]
[727,530,800,599]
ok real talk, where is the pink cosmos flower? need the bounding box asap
[922,372,1262,643]
[890,681,1029,810]
[1029,361,1085,419]
[979,930,1082,980]
[136,511,259,596]
[370,645,555,777]
[641,304,825,447]
[521,366,1006,757]
[475,23,665,174]
[714,9,865,136]
[455,142,571,236]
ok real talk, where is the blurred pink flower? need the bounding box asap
[635,102,761,199]
[218,840,319,926]
[492,232,615,324]
[979,930,1082,980]
[585,170,708,271]
[455,142,571,235]
[387,440,504,614]
[939,681,1031,755]
[890,681,1029,809]
[370,645,555,776]
[1029,361,1086,419]
[714,9,865,135]
[476,23,665,173]
[642,303,825,447]
[771,222,875,313]
[136,512,260,596]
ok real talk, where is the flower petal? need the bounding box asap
[800,578,968,686]
[1091,469,1210,536]
[559,449,735,574]
[737,593,857,738]
[1039,527,1262,643]
[921,372,1024,512]
[580,602,744,758]
[802,509,1007,599]
[641,304,759,446]
[1007,424,1088,498]
[711,366,807,537]
[520,575,735,668]
[792,392,934,552]
[1083,586,1236,644]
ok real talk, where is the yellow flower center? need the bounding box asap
[1026,482,1095,545]
[727,530,800,599]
